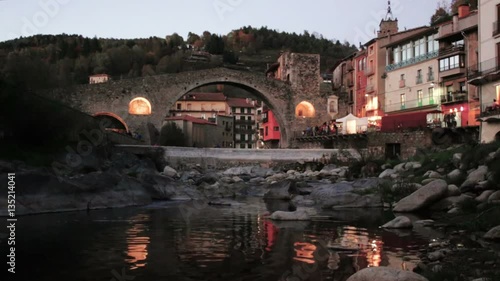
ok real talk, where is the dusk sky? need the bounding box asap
[0,0,440,45]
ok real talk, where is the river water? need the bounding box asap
[2,198,440,281]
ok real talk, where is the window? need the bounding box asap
[417,90,423,105]
[400,93,406,108]
[176,103,181,110]
[248,144,252,149]
[416,69,422,84]
[265,127,269,136]
[201,114,206,119]
[393,46,401,64]
[247,108,251,114]
[414,38,426,57]
[187,103,192,110]
[240,144,245,148]
[427,34,438,53]
[428,87,434,104]
[400,74,405,80]
[232,107,236,113]
[439,55,463,71]
[241,134,246,141]
[369,46,374,55]
[273,126,279,131]
[459,82,466,92]
[428,67,434,81]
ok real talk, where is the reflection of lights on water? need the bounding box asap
[294,242,317,264]
[125,215,151,270]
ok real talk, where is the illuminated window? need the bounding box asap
[129,97,152,115]
[295,101,316,118]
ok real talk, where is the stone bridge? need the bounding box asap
[41,67,329,147]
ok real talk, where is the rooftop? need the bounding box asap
[165,115,217,125]
[226,97,255,108]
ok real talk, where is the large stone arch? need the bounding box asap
[40,68,305,148]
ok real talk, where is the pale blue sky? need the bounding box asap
[0,0,441,45]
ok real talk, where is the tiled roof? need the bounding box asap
[180,92,227,101]
[226,98,255,108]
[165,115,217,125]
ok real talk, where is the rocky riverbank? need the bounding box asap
[1,142,500,280]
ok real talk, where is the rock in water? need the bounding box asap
[393,179,448,212]
[263,180,297,200]
[269,209,310,221]
[382,216,413,229]
[346,267,428,281]
[484,225,500,240]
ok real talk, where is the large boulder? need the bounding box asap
[461,166,488,192]
[310,178,386,209]
[430,195,475,211]
[162,166,178,178]
[263,180,297,200]
[447,169,463,183]
[346,267,428,281]
[379,169,397,179]
[393,179,448,212]
[476,190,495,203]
[382,216,413,229]
[484,225,500,240]
[488,190,500,203]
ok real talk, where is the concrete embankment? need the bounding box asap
[116,145,361,169]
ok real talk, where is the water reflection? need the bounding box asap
[125,214,150,270]
[7,201,432,281]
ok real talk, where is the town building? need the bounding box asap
[468,0,500,142]
[169,92,228,119]
[260,105,281,148]
[227,97,257,149]
[437,4,479,128]
[382,26,440,131]
[164,115,218,148]
[89,74,110,84]
[354,49,367,117]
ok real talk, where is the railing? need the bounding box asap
[235,119,255,125]
[494,21,500,37]
[365,67,375,76]
[438,45,464,57]
[384,97,438,113]
[440,91,467,103]
[234,128,254,134]
[416,75,423,84]
[366,84,375,93]
[479,103,500,118]
[467,57,500,79]
[399,79,406,88]
[427,73,434,82]
[386,51,439,72]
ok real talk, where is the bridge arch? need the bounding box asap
[93,112,129,133]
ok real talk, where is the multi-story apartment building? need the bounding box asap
[438,4,480,128]
[169,92,229,119]
[355,49,368,117]
[227,97,257,149]
[382,27,441,131]
[468,0,500,142]
[260,105,281,148]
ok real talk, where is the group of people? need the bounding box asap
[302,120,340,136]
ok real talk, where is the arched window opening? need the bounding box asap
[295,101,315,118]
[129,97,152,115]
[93,112,129,134]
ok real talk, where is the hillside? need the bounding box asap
[0,26,357,90]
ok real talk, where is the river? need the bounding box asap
[1,198,440,281]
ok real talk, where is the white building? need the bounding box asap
[469,0,500,142]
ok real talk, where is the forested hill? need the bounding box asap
[0,26,358,90]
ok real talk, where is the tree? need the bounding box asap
[430,0,452,26]
[186,32,200,45]
[159,122,186,146]
[205,34,225,54]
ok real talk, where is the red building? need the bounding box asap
[354,49,367,117]
[261,106,280,148]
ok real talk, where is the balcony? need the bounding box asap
[399,79,406,88]
[384,97,438,113]
[366,84,375,93]
[365,67,375,76]
[427,73,434,82]
[440,66,466,78]
[386,51,439,72]
[416,75,423,84]
[440,91,467,104]
[467,57,500,84]
[494,21,500,37]
[479,104,500,118]
[234,128,254,134]
[235,119,255,125]
[438,45,464,58]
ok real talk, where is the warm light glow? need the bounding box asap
[93,112,129,133]
[293,242,317,264]
[460,106,464,111]
[450,109,453,113]
[129,97,152,115]
[295,101,316,118]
